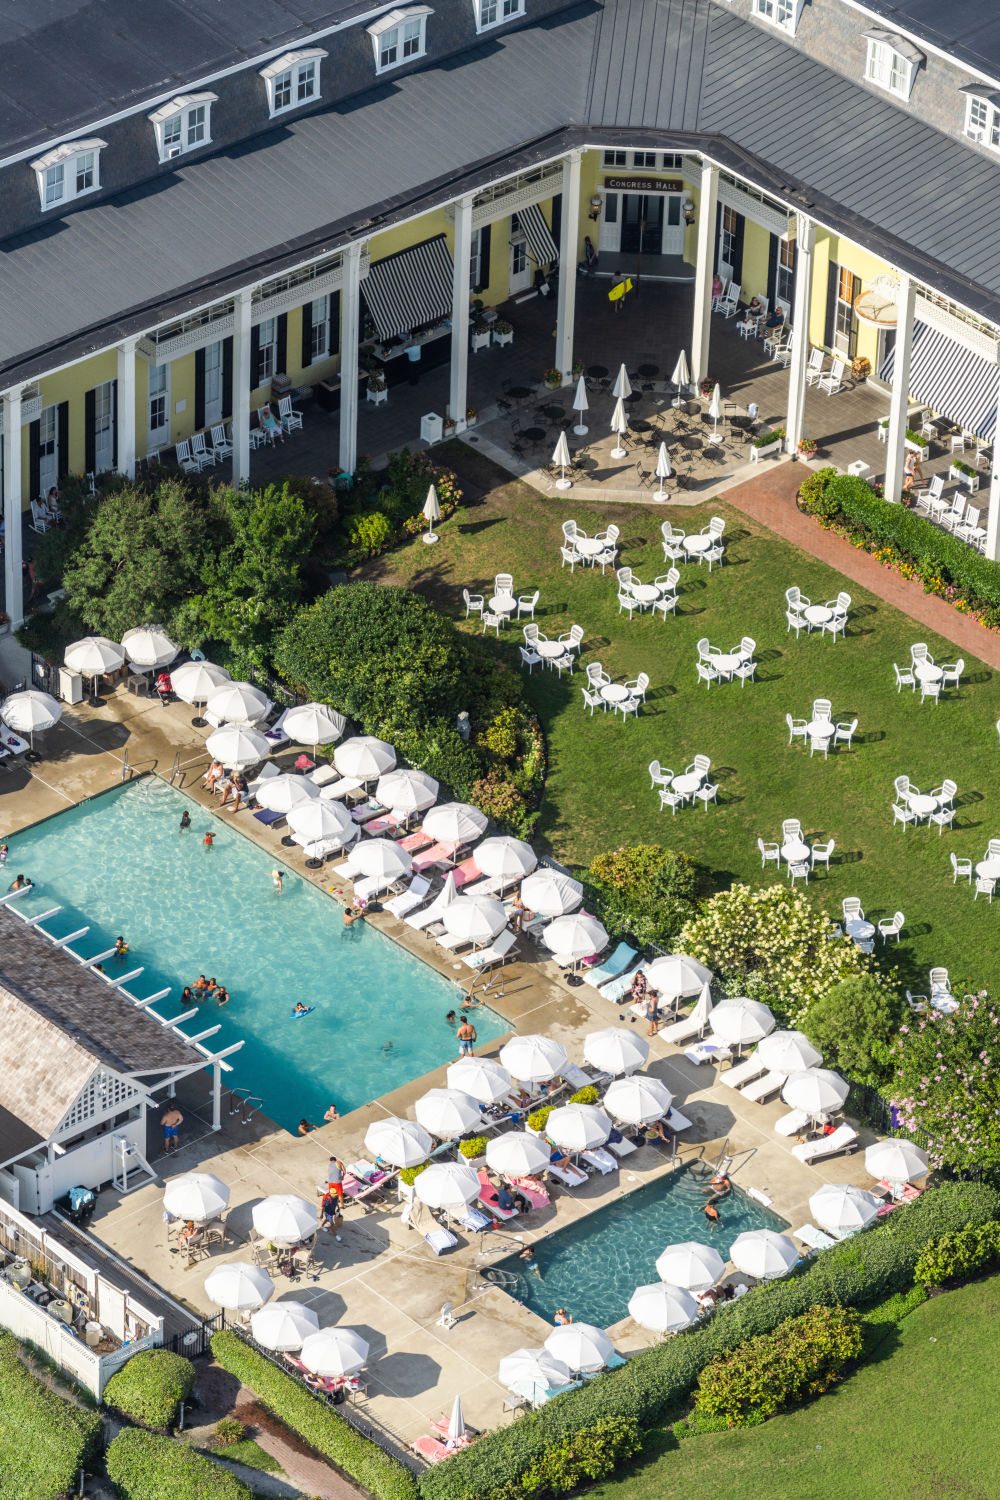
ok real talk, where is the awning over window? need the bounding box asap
[516,203,558,268]
[878,321,1000,440]
[361,233,454,341]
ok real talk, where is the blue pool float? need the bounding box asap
[291,1006,315,1018]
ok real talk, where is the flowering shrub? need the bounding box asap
[892,992,1000,1178]
[470,769,536,840]
[517,1417,642,1496]
[693,1306,863,1426]
[913,1221,1000,1287]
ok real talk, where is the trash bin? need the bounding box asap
[84,1321,102,1348]
[58,667,83,705]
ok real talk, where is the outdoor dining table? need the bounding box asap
[846,916,876,942]
[522,427,546,444]
[490,592,516,616]
[630,583,660,607]
[975,857,1000,880]
[630,418,651,433]
[587,365,609,379]
[508,386,533,400]
[540,404,565,419]
[536,639,568,661]
[600,683,630,707]
[803,605,833,629]
[574,536,604,559]
[781,838,811,864]
[637,363,659,377]
[914,660,943,683]
[683,534,712,557]
[907,792,939,819]
[671,771,703,799]
[711,653,743,677]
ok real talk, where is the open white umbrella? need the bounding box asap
[729,1230,799,1280]
[520,870,583,917]
[654,442,672,502]
[205,681,272,726]
[709,997,775,1050]
[442,895,507,947]
[121,625,177,669]
[707,382,723,442]
[1,689,62,747]
[300,1327,369,1377]
[413,1161,480,1209]
[572,375,589,435]
[351,838,411,882]
[250,1301,319,1352]
[603,1074,672,1125]
[282,702,346,752]
[376,767,438,816]
[423,484,442,545]
[364,1116,431,1168]
[583,1027,650,1076]
[656,1241,725,1292]
[447,1055,511,1103]
[64,636,125,701]
[423,802,487,844]
[781,1068,849,1116]
[485,1131,550,1177]
[334,736,396,780]
[610,396,628,459]
[205,723,271,769]
[414,1088,482,1137]
[498,1348,572,1391]
[256,773,320,815]
[864,1138,929,1186]
[552,431,572,491]
[204,1262,274,1311]
[171,660,231,715]
[756,1030,822,1074]
[475,836,537,885]
[645,954,712,1001]
[671,349,691,406]
[252,1195,317,1246]
[629,1281,699,1333]
[446,1394,466,1443]
[810,1183,881,1236]
[163,1172,229,1223]
[546,1103,611,1152]
[500,1033,567,1082]
[287,798,354,845]
[612,363,632,400]
[545,1322,614,1373]
[543,913,608,963]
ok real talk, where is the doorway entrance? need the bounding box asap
[38,405,59,498]
[600,192,684,259]
[508,235,531,296]
[203,341,223,427]
[93,380,115,474]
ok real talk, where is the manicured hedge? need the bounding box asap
[210,1330,419,1500]
[0,1332,103,1500]
[103,1348,196,1430]
[418,1182,1000,1500]
[693,1304,863,1424]
[106,1429,251,1499]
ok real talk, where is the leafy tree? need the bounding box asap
[802,973,904,1087]
[893,992,1000,1181]
[587,844,708,949]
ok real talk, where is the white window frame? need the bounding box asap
[257,318,278,385]
[474,0,523,31]
[964,94,1000,149]
[865,39,914,99]
[603,149,627,167]
[260,49,327,117]
[148,94,217,162]
[30,139,106,210]
[309,295,331,363]
[632,150,658,168]
[752,0,801,35]
[368,7,432,73]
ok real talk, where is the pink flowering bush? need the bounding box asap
[892,992,1000,1179]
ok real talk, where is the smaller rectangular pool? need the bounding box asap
[493,1166,788,1329]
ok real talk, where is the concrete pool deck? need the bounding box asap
[0,684,884,1450]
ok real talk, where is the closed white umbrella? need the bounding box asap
[612,363,632,400]
[656,1241,725,1292]
[204,1262,274,1311]
[251,1195,318,1246]
[171,660,231,720]
[610,395,628,459]
[546,1103,612,1152]
[163,1172,229,1223]
[256,773,320,815]
[572,375,589,436]
[205,681,272,726]
[64,636,125,702]
[629,1281,699,1334]
[364,1116,431,1168]
[446,1394,466,1443]
[121,625,177,669]
[485,1131,550,1177]
[376,767,438,816]
[709,997,775,1050]
[653,442,672,502]
[671,349,691,406]
[498,1348,572,1391]
[781,1068,850,1116]
[475,836,537,885]
[300,1327,369,1378]
[423,484,442,545]
[206,723,271,769]
[351,838,412,882]
[552,431,572,491]
[442,895,507,947]
[864,1138,929,1186]
[583,1027,650,1076]
[645,954,712,1001]
[520,870,583,917]
[334,736,396,780]
[729,1230,799,1280]
[423,802,488,844]
[708,382,723,441]
[282,702,346,752]
[756,1030,822,1074]
[286,799,354,845]
[499,1033,567,1082]
[448,1055,511,1103]
[603,1074,672,1125]
[413,1161,480,1209]
[543,914,609,979]
[545,1321,614,1373]
[414,1088,482,1137]
[810,1183,881,1236]
[250,1301,319,1351]
[1,689,62,748]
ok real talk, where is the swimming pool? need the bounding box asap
[5,779,506,1131]
[493,1166,788,1328]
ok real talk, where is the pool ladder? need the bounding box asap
[226,1087,264,1125]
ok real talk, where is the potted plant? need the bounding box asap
[442,415,457,437]
[797,437,818,459]
[365,370,387,406]
[526,1105,553,1136]
[470,314,491,353]
[572,359,585,379]
[493,318,513,347]
[950,457,979,492]
[699,376,714,397]
[459,1136,488,1160]
[904,428,930,462]
[851,355,871,383]
[543,367,561,389]
[752,426,785,460]
[465,406,479,427]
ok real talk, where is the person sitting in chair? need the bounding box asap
[763,304,785,334]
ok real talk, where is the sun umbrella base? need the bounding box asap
[305,857,323,870]
[191,715,208,729]
[654,488,669,502]
[566,974,584,987]
[280,835,296,846]
[87,694,106,708]
[610,445,627,459]
[555,477,572,490]
[573,423,588,436]
[423,532,439,545]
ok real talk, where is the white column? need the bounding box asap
[339,242,363,476]
[555,150,583,384]
[116,337,138,479]
[785,215,816,454]
[885,272,916,503]
[449,194,474,422]
[986,377,1000,559]
[231,288,253,487]
[690,159,719,387]
[3,389,23,628]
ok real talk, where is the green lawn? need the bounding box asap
[364,447,1000,990]
[586,1275,1000,1500]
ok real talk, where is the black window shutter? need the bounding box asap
[766,234,778,307]
[85,389,96,474]
[474,225,491,295]
[732,215,745,284]
[111,378,118,469]
[849,273,861,358]
[301,300,314,367]
[57,402,69,480]
[194,348,206,429]
[250,324,261,391]
[550,193,562,256]
[276,313,288,377]
[28,420,40,499]
[330,289,341,356]
[712,202,721,274]
[824,263,838,349]
[222,337,233,418]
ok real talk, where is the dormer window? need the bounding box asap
[476,0,523,30]
[260,49,327,117]
[752,0,803,35]
[149,94,217,162]
[963,88,1000,150]
[31,140,105,209]
[863,30,923,101]
[368,7,432,73]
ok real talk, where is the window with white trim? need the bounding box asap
[865,39,913,98]
[753,0,799,34]
[148,94,217,161]
[309,296,331,362]
[368,7,431,72]
[602,149,627,167]
[964,94,1000,149]
[632,151,657,168]
[260,50,327,116]
[469,228,482,289]
[476,0,522,29]
[258,318,278,383]
[31,139,105,209]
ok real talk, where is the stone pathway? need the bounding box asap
[725,460,1000,670]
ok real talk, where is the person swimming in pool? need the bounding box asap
[293,1001,310,1016]
[446,1010,458,1026]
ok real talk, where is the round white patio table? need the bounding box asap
[931,993,959,1014]
[536,639,568,661]
[631,584,660,607]
[975,857,1000,880]
[490,593,516,616]
[780,838,811,864]
[712,653,742,677]
[600,683,630,707]
[574,537,604,559]
[907,793,939,819]
[846,917,876,942]
[671,771,703,799]
[803,605,833,629]
[804,718,835,738]
[914,659,943,683]
[682,534,712,557]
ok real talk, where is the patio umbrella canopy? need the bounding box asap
[255,773,320,815]
[414,1088,482,1137]
[250,1301,319,1351]
[205,724,271,769]
[671,349,691,403]
[442,895,507,946]
[628,1281,699,1333]
[205,681,272,725]
[300,1327,369,1378]
[413,1161,480,1209]
[447,1055,511,1103]
[612,363,632,399]
[351,837,412,881]
[282,702,346,748]
[656,1241,725,1291]
[423,483,442,543]
[708,382,723,438]
[546,1103,612,1152]
[610,395,628,458]
[204,1262,274,1311]
[499,1033,568,1082]
[552,431,572,490]
[447,1394,465,1442]
[709,997,775,1048]
[498,1348,573,1391]
[781,1068,850,1115]
[485,1131,550,1177]
[544,1322,614,1373]
[376,767,439,815]
[654,442,672,501]
[520,870,583,917]
[729,1229,799,1280]
[603,1073,672,1125]
[864,1138,929,1184]
[64,635,125,678]
[756,1030,822,1073]
[364,1117,431,1167]
[286,799,354,844]
[810,1183,881,1235]
[423,802,488,844]
[121,625,177,669]
[334,736,396,780]
[163,1172,230,1222]
[583,1027,650,1076]
[644,954,712,1000]
[572,374,589,435]
[251,1195,317,1245]
[1,690,62,738]
[170,660,231,704]
[542,912,609,962]
[475,836,537,883]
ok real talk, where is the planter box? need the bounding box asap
[949,464,979,492]
[904,436,929,462]
[750,437,782,463]
[366,385,387,406]
[470,331,491,353]
[493,329,513,347]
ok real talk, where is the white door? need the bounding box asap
[508,235,531,295]
[147,363,170,451]
[597,192,619,254]
[93,380,115,473]
[38,405,58,497]
[204,340,223,426]
[662,195,685,256]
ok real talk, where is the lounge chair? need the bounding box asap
[791,1125,858,1163]
[308,763,338,787]
[424,1227,459,1255]
[721,1054,767,1090]
[600,964,644,1002]
[684,1041,731,1066]
[477,1169,517,1218]
[406,886,460,931]
[412,1436,451,1464]
[461,929,518,971]
[505,1175,551,1209]
[546,1159,588,1187]
[510,1376,583,1407]
[561,1063,599,1092]
[658,1010,709,1046]
[247,762,281,799]
[364,814,402,837]
[794,1223,836,1253]
[451,855,484,889]
[384,875,432,918]
[774,1108,810,1137]
[354,872,404,903]
[453,1204,493,1234]
[252,807,284,827]
[351,800,388,824]
[606,1135,638,1158]
[411,840,460,873]
[398,829,434,854]
[739,1069,787,1103]
[319,776,364,801]
[582,941,638,988]
[263,709,290,749]
[581,1148,617,1174]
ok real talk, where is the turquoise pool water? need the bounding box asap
[494,1167,788,1328]
[5,779,506,1131]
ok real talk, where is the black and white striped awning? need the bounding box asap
[878,320,1000,439]
[515,203,558,268]
[361,234,454,341]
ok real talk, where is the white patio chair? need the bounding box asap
[559,624,585,654]
[617,694,641,724]
[659,786,683,816]
[703,540,725,572]
[892,802,917,831]
[581,686,605,715]
[950,852,972,884]
[718,281,741,317]
[758,837,780,870]
[842,897,863,923]
[652,581,679,619]
[495,573,514,593]
[804,348,824,386]
[788,861,809,887]
[893,662,915,692]
[523,623,540,645]
[911,643,930,664]
[930,969,950,1000]
[625,672,650,702]
[463,587,484,619]
[878,911,904,943]
[595,545,618,573]
[785,585,809,614]
[210,423,234,459]
[818,359,846,396]
[929,804,954,835]
[987,839,1000,860]
[821,609,847,643]
[939,659,963,690]
[786,609,806,639]
[696,660,718,689]
[551,654,574,679]
[691,754,712,778]
[694,781,718,811]
[786,713,808,745]
[834,718,857,750]
[811,839,834,872]
[481,611,503,637]
[278,395,303,432]
[586,662,610,688]
[933,778,957,808]
[763,324,786,358]
[712,276,730,312]
[517,590,539,619]
[661,524,686,562]
[560,545,580,571]
[649,760,671,791]
[906,990,929,1013]
[175,439,202,475]
[783,818,802,842]
[191,431,216,467]
[617,591,637,619]
[893,775,911,800]
[940,495,965,533]
[915,473,945,518]
[733,653,756,687]
[812,697,832,720]
[616,566,633,589]
[975,877,995,903]
[561,519,578,543]
[519,645,541,674]
[809,727,832,759]
[602,523,621,548]
[919,679,940,706]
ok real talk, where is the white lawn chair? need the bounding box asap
[560,545,580,571]
[818,359,846,395]
[811,839,834,872]
[581,686,605,716]
[618,591,637,619]
[652,575,679,619]
[834,719,857,750]
[915,473,946,519]
[975,876,995,903]
[562,520,578,543]
[659,784,684,815]
[518,590,540,619]
[560,624,585,654]
[808,726,832,759]
[463,588,484,619]
[175,439,202,475]
[878,911,904,943]
[661,524,686,563]
[786,714,808,745]
[191,431,216,468]
[278,394,303,433]
[625,671,650,703]
[520,645,541,674]
[718,281,741,317]
[893,802,918,831]
[940,495,965,533]
[939,659,964,690]
[893,663,915,692]
[786,609,806,639]
[950,852,972,884]
[210,423,234,459]
[696,659,719,689]
[694,781,718,811]
[649,760,672,791]
[804,347,826,386]
[758,837,780,869]
[920,679,940,706]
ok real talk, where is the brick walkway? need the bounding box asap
[725,461,1000,671]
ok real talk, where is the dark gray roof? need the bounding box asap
[0,0,371,160]
[846,0,1000,83]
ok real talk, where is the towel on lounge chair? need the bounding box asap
[794,1223,836,1252]
[451,855,483,889]
[477,1168,517,1218]
[792,1124,858,1163]
[453,1205,493,1232]
[252,807,284,827]
[606,1136,638,1158]
[398,829,434,854]
[583,941,638,988]
[600,964,644,1002]
[581,1148,617,1174]
[384,875,432,918]
[506,1175,551,1209]
[412,1436,451,1463]
[424,1227,458,1255]
[462,929,517,970]
[364,814,402,837]
[774,1109,810,1137]
[412,840,460,872]
[546,1160,588,1187]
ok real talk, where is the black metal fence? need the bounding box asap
[847,1081,983,1184]
[164,1309,226,1359]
